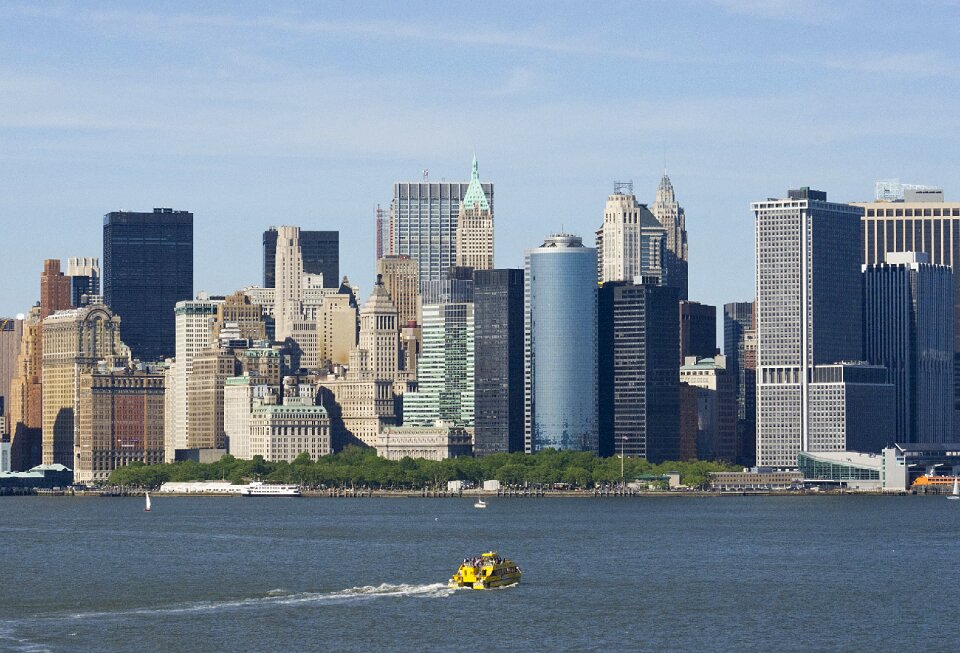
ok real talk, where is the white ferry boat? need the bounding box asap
[240,481,302,497]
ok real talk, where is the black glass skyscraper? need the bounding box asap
[263,228,339,288]
[103,208,193,362]
[598,280,680,461]
[474,268,525,455]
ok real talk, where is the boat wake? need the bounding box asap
[28,583,459,623]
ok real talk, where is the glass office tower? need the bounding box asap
[524,234,598,453]
[103,208,193,362]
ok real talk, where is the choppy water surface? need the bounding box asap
[1,495,957,652]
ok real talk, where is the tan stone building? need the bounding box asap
[186,348,239,450]
[318,293,357,368]
[376,255,420,330]
[41,304,130,468]
[214,291,266,342]
[316,370,396,448]
[7,307,43,470]
[454,156,494,270]
[357,277,399,382]
[375,423,473,461]
[249,382,331,462]
[76,368,164,483]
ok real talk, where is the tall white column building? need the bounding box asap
[165,296,223,461]
[754,188,892,467]
[274,226,303,343]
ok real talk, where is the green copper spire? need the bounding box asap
[462,153,490,211]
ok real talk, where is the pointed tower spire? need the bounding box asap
[462,153,490,211]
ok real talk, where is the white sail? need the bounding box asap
[953,478,959,497]
[145,492,152,511]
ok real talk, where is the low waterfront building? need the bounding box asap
[157,480,245,494]
[708,470,803,491]
[0,463,73,491]
[375,423,473,461]
[797,451,883,491]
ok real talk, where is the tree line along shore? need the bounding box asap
[106,447,739,490]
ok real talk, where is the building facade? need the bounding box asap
[223,375,273,460]
[41,304,130,468]
[723,301,757,465]
[273,225,303,343]
[263,228,339,289]
[375,423,473,461]
[525,234,598,453]
[67,257,100,307]
[403,302,474,427]
[598,280,680,461]
[76,369,165,483]
[390,167,493,288]
[754,189,865,467]
[473,269,525,455]
[679,356,736,462]
[863,252,953,442]
[454,155,494,270]
[856,196,960,438]
[596,186,665,284]
[103,208,193,362]
[679,301,716,362]
[249,384,331,462]
[650,172,689,300]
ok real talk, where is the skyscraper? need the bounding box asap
[263,228,339,289]
[598,280,679,461]
[41,304,130,468]
[403,296,474,427]
[679,301,717,362]
[754,188,871,467]
[863,252,953,442]
[679,355,736,462]
[473,269,525,455]
[66,257,100,307]
[455,155,494,270]
[357,276,399,382]
[40,259,72,318]
[723,301,756,465]
[525,234,598,453]
[273,225,303,343]
[103,208,193,362]
[376,254,420,331]
[166,296,223,461]
[0,317,23,436]
[596,183,665,284]
[390,161,493,288]
[650,172,689,300]
[856,194,960,438]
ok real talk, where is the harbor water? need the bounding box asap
[1,495,957,652]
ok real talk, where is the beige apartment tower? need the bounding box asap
[274,226,303,343]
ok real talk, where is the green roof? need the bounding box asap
[461,154,490,212]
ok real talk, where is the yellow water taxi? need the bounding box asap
[448,551,522,590]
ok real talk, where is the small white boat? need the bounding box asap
[474,499,487,509]
[948,478,959,500]
[144,492,152,512]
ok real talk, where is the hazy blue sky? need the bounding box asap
[2,1,958,325]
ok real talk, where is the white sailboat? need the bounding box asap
[948,478,959,501]
[474,499,487,509]
[144,491,152,512]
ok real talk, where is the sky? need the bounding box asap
[2,0,959,334]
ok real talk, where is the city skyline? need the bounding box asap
[2,2,958,318]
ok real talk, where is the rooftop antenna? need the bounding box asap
[422,169,429,181]
[614,180,634,195]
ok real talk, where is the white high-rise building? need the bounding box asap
[224,375,273,460]
[274,226,303,342]
[650,172,689,300]
[166,296,223,461]
[357,276,399,381]
[596,184,665,284]
[754,188,893,467]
